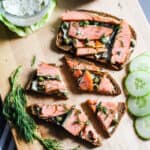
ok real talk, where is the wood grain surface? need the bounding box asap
[0,0,150,150]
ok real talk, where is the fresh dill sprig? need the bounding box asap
[31,55,36,67]
[35,134,63,150]
[71,145,80,150]
[3,66,63,150]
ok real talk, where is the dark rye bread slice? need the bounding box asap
[87,99,126,137]
[28,103,102,146]
[26,63,68,99]
[56,10,137,70]
[64,56,121,96]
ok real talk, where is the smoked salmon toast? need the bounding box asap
[28,103,101,146]
[26,63,68,99]
[87,99,126,136]
[56,10,136,70]
[65,56,121,95]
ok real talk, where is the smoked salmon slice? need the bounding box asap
[69,22,113,40]
[65,56,121,95]
[37,63,59,78]
[111,20,131,65]
[26,63,68,99]
[65,56,100,72]
[78,71,93,92]
[73,39,105,48]
[28,103,101,146]
[29,103,72,118]
[76,47,107,56]
[87,99,126,136]
[61,10,121,25]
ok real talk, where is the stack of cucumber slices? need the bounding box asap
[125,51,150,140]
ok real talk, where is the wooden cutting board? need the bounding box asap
[0,0,150,149]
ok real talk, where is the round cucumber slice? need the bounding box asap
[129,55,150,72]
[135,115,150,140]
[125,71,150,97]
[128,95,150,117]
[141,51,150,56]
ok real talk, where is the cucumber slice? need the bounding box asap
[129,55,150,72]
[128,95,150,117]
[135,115,150,140]
[141,51,150,56]
[125,71,150,96]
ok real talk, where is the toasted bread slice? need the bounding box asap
[28,103,101,146]
[87,99,126,136]
[65,56,121,95]
[26,63,68,99]
[56,10,136,70]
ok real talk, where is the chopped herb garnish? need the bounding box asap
[55,116,63,123]
[61,22,69,29]
[85,120,90,125]
[85,38,89,43]
[55,75,60,80]
[93,22,100,26]
[94,76,100,83]
[100,35,110,44]
[31,55,36,67]
[62,91,68,97]
[111,119,119,126]
[71,145,80,150]
[64,38,72,45]
[96,102,107,114]
[76,109,81,114]
[101,107,107,114]
[114,25,121,31]
[74,120,81,124]
[79,21,90,27]
[38,76,45,81]
[76,30,82,35]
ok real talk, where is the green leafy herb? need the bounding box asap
[100,35,110,44]
[38,76,45,81]
[71,145,81,150]
[79,21,89,27]
[62,91,68,97]
[74,120,81,125]
[55,116,63,122]
[111,119,119,126]
[35,135,62,150]
[94,76,100,83]
[96,102,107,114]
[3,66,63,150]
[76,30,82,36]
[93,22,100,26]
[64,38,72,45]
[85,120,90,125]
[55,75,60,80]
[85,38,89,43]
[61,22,69,29]
[31,55,36,67]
